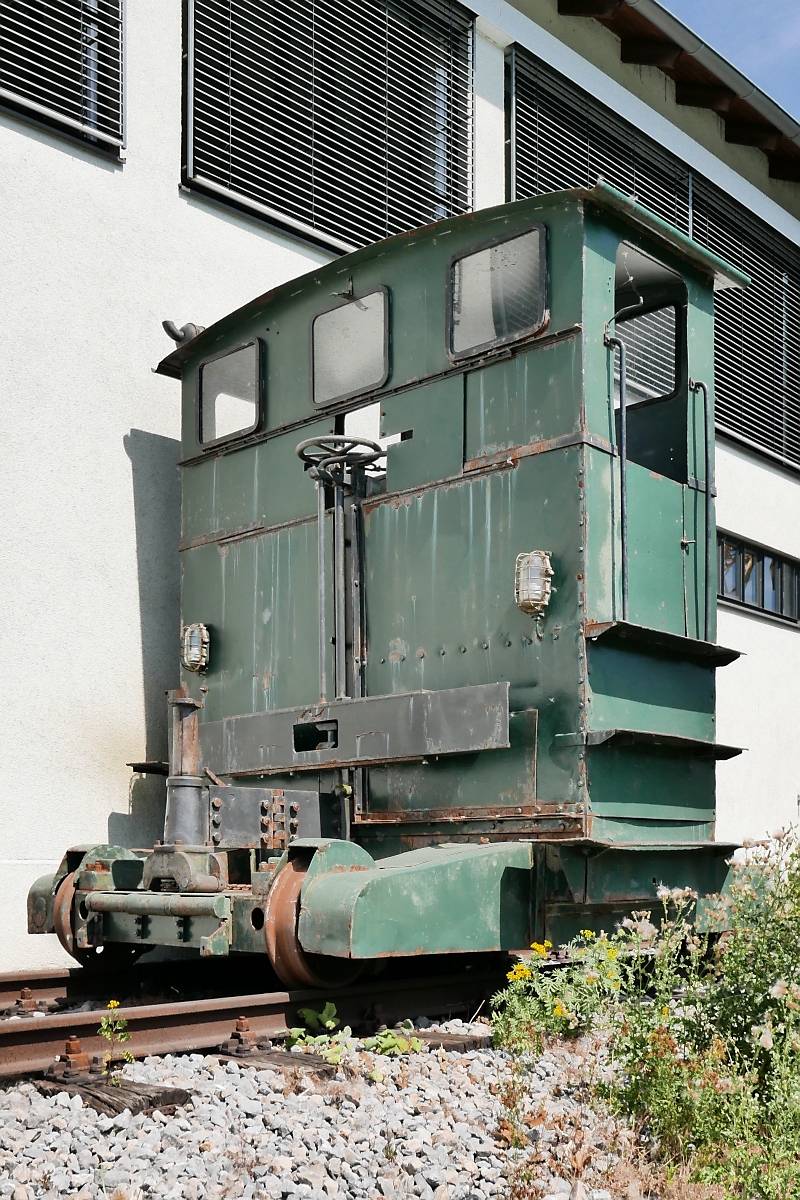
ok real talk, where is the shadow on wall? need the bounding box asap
[108,430,181,849]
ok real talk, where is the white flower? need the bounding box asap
[656,885,670,900]
[759,1028,774,1051]
[770,980,789,999]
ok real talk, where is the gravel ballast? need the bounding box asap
[0,1020,632,1200]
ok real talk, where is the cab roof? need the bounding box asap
[156,182,748,380]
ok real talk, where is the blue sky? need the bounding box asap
[661,0,800,120]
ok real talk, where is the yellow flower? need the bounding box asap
[661,1006,669,1018]
[107,999,120,1009]
[506,962,532,981]
[530,941,550,957]
[580,929,596,939]
[605,947,619,960]
[544,940,553,949]
[553,1001,567,1018]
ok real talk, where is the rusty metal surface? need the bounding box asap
[199,683,510,776]
[0,970,504,1079]
[0,971,72,1009]
[463,428,613,474]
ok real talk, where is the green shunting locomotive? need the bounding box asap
[29,184,749,987]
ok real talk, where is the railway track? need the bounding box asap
[0,961,504,1079]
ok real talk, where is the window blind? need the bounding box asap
[510,48,800,471]
[0,0,123,148]
[187,0,473,252]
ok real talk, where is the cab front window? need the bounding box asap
[199,341,260,445]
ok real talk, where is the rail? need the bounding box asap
[0,965,503,1078]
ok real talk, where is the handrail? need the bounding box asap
[691,379,714,642]
[605,335,629,621]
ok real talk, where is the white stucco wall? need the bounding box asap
[714,442,800,842]
[0,1,330,971]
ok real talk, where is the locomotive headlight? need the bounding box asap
[181,622,210,672]
[515,551,554,617]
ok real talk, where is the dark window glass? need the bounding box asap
[200,343,259,444]
[718,535,799,624]
[722,542,740,600]
[743,548,759,606]
[450,228,547,357]
[763,556,780,612]
[615,306,677,405]
[783,564,798,619]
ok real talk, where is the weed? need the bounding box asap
[98,1000,134,1084]
[362,1022,424,1056]
[492,830,800,1199]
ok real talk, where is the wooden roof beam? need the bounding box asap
[557,0,623,16]
[725,121,783,152]
[675,83,736,115]
[768,156,800,182]
[620,38,684,68]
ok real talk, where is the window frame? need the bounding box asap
[310,286,391,409]
[613,300,684,411]
[446,223,549,363]
[197,338,263,451]
[717,533,800,626]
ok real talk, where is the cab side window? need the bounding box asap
[200,342,260,445]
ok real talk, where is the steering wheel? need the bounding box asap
[295,435,385,482]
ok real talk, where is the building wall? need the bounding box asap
[715,442,800,843]
[2,1,798,970]
[0,1,330,970]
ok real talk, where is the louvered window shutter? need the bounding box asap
[511,48,800,471]
[0,1,123,148]
[187,0,473,252]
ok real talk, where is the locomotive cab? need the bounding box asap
[30,184,747,983]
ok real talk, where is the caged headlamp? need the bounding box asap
[514,551,554,617]
[181,622,210,672]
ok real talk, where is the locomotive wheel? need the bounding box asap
[53,871,142,970]
[265,856,362,989]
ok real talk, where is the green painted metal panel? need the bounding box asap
[381,374,464,492]
[366,709,538,814]
[298,841,534,957]
[625,468,686,633]
[181,421,333,544]
[464,336,583,461]
[361,451,583,807]
[587,644,715,741]
[181,520,324,722]
[587,743,715,827]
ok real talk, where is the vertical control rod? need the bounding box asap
[691,379,714,642]
[605,335,629,622]
[333,479,348,700]
[316,476,328,702]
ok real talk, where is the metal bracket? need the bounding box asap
[199,682,510,777]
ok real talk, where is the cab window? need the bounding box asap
[450,226,547,358]
[313,290,388,406]
[199,342,260,445]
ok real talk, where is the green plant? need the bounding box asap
[98,999,134,1084]
[491,831,800,1199]
[363,1021,424,1056]
[286,1002,354,1065]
